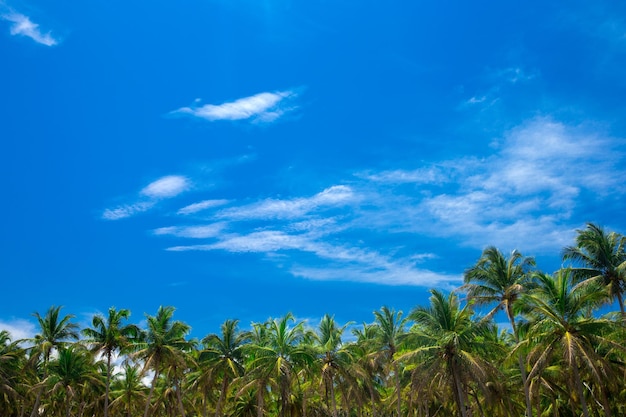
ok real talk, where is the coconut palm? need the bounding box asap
[133,306,193,417]
[200,319,250,417]
[82,307,139,417]
[109,363,147,417]
[404,290,499,417]
[29,305,80,417]
[245,314,315,417]
[350,323,383,417]
[314,314,354,417]
[31,306,80,366]
[44,344,104,417]
[521,269,617,417]
[462,246,535,417]
[563,222,626,314]
[373,306,406,417]
[0,330,25,415]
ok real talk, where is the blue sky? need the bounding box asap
[2,0,626,339]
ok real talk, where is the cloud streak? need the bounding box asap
[172,90,299,123]
[102,175,190,220]
[106,116,626,287]
[1,11,57,46]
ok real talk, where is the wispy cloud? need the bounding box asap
[1,10,58,46]
[0,318,36,341]
[102,175,190,220]
[107,116,625,287]
[102,201,156,221]
[153,223,226,239]
[177,199,229,215]
[364,117,625,251]
[171,90,299,123]
[216,185,356,221]
[141,175,189,198]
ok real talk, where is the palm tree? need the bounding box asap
[563,222,626,314]
[29,305,80,417]
[109,364,147,417]
[82,307,139,417]
[404,290,499,417]
[0,330,25,415]
[314,314,354,417]
[133,306,193,417]
[351,323,383,417]
[373,306,406,417]
[462,246,535,417]
[245,314,315,417]
[45,344,104,417]
[200,319,250,417]
[521,269,617,417]
[31,306,80,366]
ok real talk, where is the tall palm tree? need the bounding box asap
[351,323,383,417]
[31,306,80,366]
[45,345,104,417]
[245,314,315,417]
[82,307,139,417]
[0,330,24,415]
[563,222,626,314]
[109,364,147,417]
[462,246,535,417]
[29,305,80,417]
[404,290,499,417]
[200,319,250,417]
[315,314,354,417]
[373,306,406,417]
[521,269,616,417]
[133,306,193,417]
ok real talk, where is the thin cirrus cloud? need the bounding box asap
[360,116,625,252]
[108,116,625,286]
[171,90,299,123]
[1,8,58,46]
[215,185,356,221]
[177,199,230,215]
[102,175,190,221]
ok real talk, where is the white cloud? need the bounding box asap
[217,185,356,221]
[172,90,298,123]
[0,318,36,341]
[360,166,450,184]
[153,223,226,239]
[102,201,156,221]
[376,117,625,251]
[1,12,57,46]
[177,199,229,215]
[141,175,190,198]
[103,175,190,221]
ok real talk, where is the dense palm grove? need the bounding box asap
[2,223,626,417]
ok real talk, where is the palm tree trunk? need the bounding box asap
[506,304,533,417]
[571,358,590,417]
[143,370,160,417]
[451,361,468,417]
[395,363,402,417]
[616,290,625,316]
[29,390,42,417]
[329,376,338,417]
[215,376,230,417]
[257,381,265,417]
[174,375,187,417]
[105,352,112,417]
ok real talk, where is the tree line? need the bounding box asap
[2,222,626,417]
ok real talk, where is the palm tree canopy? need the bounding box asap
[31,306,80,363]
[562,223,626,312]
[462,246,535,323]
[82,307,139,356]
